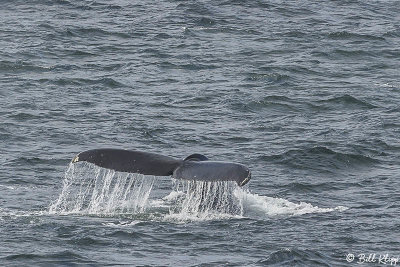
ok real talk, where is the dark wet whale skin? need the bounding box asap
[73,148,251,186]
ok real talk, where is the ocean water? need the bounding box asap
[1,0,400,266]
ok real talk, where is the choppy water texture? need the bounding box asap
[1,0,400,266]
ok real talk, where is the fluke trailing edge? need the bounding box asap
[71,148,251,186]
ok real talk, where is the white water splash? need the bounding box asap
[48,163,347,221]
[236,189,348,217]
[49,162,155,215]
[163,180,348,221]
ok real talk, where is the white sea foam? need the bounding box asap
[0,184,16,190]
[102,220,141,227]
[236,189,348,217]
[0,208,46,220]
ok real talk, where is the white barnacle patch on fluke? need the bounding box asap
[71,155,79,163]
[240,171,251,186]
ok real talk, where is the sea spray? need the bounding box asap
[49,162,155,215]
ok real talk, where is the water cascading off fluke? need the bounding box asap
[165,179,244,220]
[49,162,155,215]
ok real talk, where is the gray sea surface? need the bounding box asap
[1,0,400,266]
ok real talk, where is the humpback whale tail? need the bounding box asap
[71,149,251,186]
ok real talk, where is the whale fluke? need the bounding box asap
[183,153,209,161]
[173,160,251,186]
[72,148,251,186]
[72,149,180,176]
